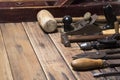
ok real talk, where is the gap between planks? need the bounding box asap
[0,24,13,80]
[22,22,77,80]
[0,23,46,80]
[48,28,100,80]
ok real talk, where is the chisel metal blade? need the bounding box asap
[93,72,120,77]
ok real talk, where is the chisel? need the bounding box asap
[71,58,120,71]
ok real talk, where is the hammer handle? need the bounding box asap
[71,58,104,71]
[68,34,112,42]
[55,16,120,23]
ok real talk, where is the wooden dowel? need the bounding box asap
[55,16,120,23]
[68,34,112,42]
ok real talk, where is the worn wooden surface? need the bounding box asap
[0,22,120,80]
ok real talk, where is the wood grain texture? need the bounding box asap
[48,30,97,80]
[0,23,46,80]
[22,22,76,80]
[0,24,13,80]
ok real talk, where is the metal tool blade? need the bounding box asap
[105,49,120,54]
[67,14,102,35]
[104,60,120,68]
[72,51,106,59]
[68,24,102,35]
[93,72,120,77]
[73,49,120,60]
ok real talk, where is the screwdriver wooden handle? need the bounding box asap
[37,9,57,32]
[71,58,104,71]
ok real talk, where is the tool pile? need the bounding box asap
[69,4,120,78]
[50,3,120,78]
[37,2,120,78]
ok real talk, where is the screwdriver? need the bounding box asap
[71,58,120,71]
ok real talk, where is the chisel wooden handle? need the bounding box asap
[71,58,104,71]
[37,10,57,32]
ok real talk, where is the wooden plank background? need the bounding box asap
[0,22,119,80]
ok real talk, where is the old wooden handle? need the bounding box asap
[102,28,120,35]
[56,16,120,23]
[71,58,104,71]
[102,21,119,35]
[37,9,57,32]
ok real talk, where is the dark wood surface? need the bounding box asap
[0,22,120,80]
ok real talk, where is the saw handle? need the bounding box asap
[71,58,104,71]
[37,10,57,32]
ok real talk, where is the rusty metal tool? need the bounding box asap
[61,12,103,47]
[93,71,120,77]
[61,13,119,47]
[79,21,120,50]
[71,58,120,71]
[79,33,120,50]
[79,39,120,50]
[72,49,120,60]
[62,12,101,35]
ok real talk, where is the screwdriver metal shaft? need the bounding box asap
[93,72,120,77]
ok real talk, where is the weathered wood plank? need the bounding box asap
[0,23,46,80]
[0,24,13,80]
[22,22,76,80]
[48,29,98,80]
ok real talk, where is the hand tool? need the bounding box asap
[93,71,120,77]
[102,3,117,29]
[61,9,119,47]
[61,13,103,47]
[62,15,74,32]
[79,33,120,50]
[61,34,112,47]
[72,49,120,60]
[71,58,120,71]
[61,27,120,47]
[79,21,120,50]
[37,9,57,32]
[62,13,100,35]
[79,40,120,50]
